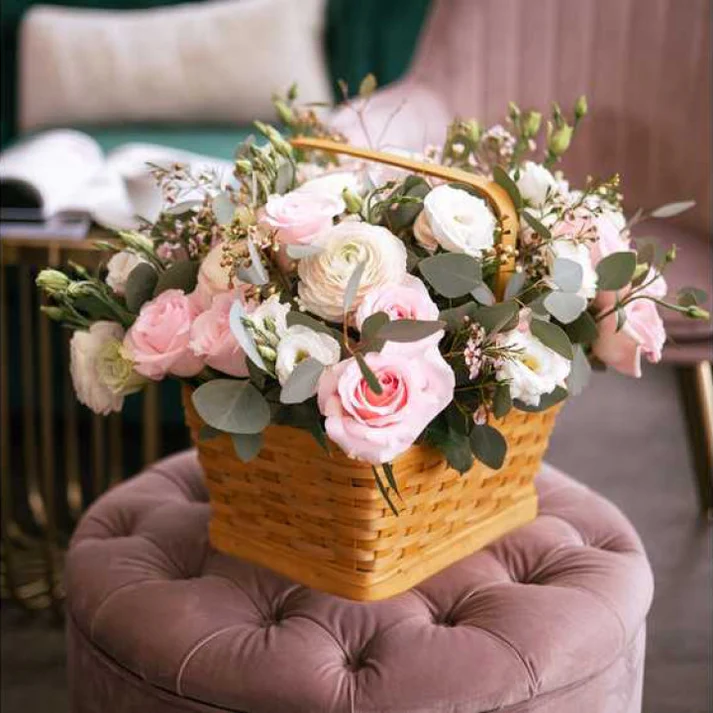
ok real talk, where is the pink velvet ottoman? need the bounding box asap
[66,451,653,713]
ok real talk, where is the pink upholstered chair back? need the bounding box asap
[410,0,711,235]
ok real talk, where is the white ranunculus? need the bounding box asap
[297,171,363,201]
[106,251,146,295]
[547,239,598,299]
[70,322,141,415]
[496,327,571,407]
[297,221,407,322]
[248,294,290,346]
[514,161,558,208]
[421,185,496,257]
[275,325,341,385]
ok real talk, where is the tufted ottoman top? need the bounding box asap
[66,451,653,713]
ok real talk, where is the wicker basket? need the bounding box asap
[185,139,561,601]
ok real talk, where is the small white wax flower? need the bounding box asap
[496,327,571,407]
[275,325,341,385]
[106,251,146,295]
[514,161,558,209]
[420,185,496,257]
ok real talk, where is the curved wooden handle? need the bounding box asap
[290,136,518,298]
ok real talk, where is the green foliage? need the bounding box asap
[231,432,264,462]
[492,166,523,210]
[470,424,507,470]
[280,358,324,404]
[530,319,574,359]
[419,253,483,298]
[595,252,637,291]
[124,263,158,313]
[153,261,199,297]
[192,379,270,434]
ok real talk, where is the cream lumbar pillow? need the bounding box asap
[19,0,332,131]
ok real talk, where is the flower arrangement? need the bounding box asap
[37,87,709,512]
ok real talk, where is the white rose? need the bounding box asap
[275,325,341,385]
[420,185,496,257]
[297,221,407,322]
[514,161,558,208]
[496,327,571,406]
[106,251,146,295]
[297,171,362,201]
[547,239,598,299]
[70,322,142,415]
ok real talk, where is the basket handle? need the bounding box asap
[290,136,519,298]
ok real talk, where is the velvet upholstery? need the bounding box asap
[66,451,653,713]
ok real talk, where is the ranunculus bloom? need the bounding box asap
[275,325,341,385]
[106,250,146,295]
[590,208,631,265]
[260,190,344,246]
[496,326,571,406]
[592,279,667,378]
[355,275,439,330]
[514,161,558,208]
[317,343,455,463]
[419,184,496,257]
[297,221,407,322]
[70,321,137,415]
[189,292,249,377]
[194,241,237,310]
[124,289,203,380]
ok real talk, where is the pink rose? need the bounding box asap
[260,190,344,245]
[317,343,455,463]
[124,289,203,380]
[590,209,631,265]
[189,292,249,377]
[355,275,440,341]
[593,280,667,378]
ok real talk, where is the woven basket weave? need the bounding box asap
[185,138,561,601]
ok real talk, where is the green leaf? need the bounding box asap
[212,192,235,225]
[274,400,329,452]
[469,424,507,470]
[124,262,158,312]
[551,258,583,293]
[650,200,695,219]
[595,251,637,291]
[615,306,627,332]
[372,466,399,516]
[153,260,200,297]
[514,386,568,412]
[355,353,383,395]
[274,159,295,194]
[419,253,483,298]
[231,432,264,462]
[565,310,599,345]
[192,379,271,434]
[359,73,377,98]
[424,416,474,474]
[522,210,552,240]
[198,424,221,441]
[361,311,390,341]
[439,303,480,330]
[230,300,268,372]
[492,384,513,419]
[470,283,496,306]
[344,261,366,313]
[503,271,526,300]
[381,462,401,499]
[286,311,338,337]
[279,357,324,404]
[677,286,708,308]
[543,292,587,324]
[566,344,592,396]
[473,301,520,335]
[236,239,268,286]
[530,319,574,359]
[376,319,446,343]
[493,165,523,211]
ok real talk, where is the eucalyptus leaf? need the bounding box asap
[493,165,523,210]
[514,386,568,412]
[439,303,480,331]
[279,357,324,404]
[124,262,158,312]
[650,200,695,219]
[522,211,552,240]
[530,319,574,359]
[198,424,221,441]
[543,292,587,324]
[344,261,366,313]
[229,300,268,372]
[424,418,474,474]
[470,283,496,306]
[419,253,483,298]
[286,311,341,338]
[361,311,390,341]
[503,272,526,300]
[473,301,520,335]
[153,261,199,297]
[469,424,507,470]
[381,462,401,499]
[192,379,270,434]
[595,251,637,291]
[377,319,446,343]
[231,432,264,462]
[286,243,324,260]
[552,258,583,293]
[371,466,399,516]
[236,239,269,285]
[677,286,708,308]
[492,384,513,419]
[212,192,235,225]
[566,344,592,396]
[565,310,599,345]
[355,353,383,395]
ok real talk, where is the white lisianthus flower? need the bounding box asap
[496,327,571,407]
[547,239,598,299]
[297,222,407,322]
[70,322,143,415]
[514,161,558,208]
[419,185,496,257]
[297,171,363,201]
[275,325,341,385]
[106,251,147,295]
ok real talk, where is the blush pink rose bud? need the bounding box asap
[260,190,344,246]
[124,289,203,380]
[317,343,455,464]
[189,292,249,377]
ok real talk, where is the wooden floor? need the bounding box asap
[1,366,711,713]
